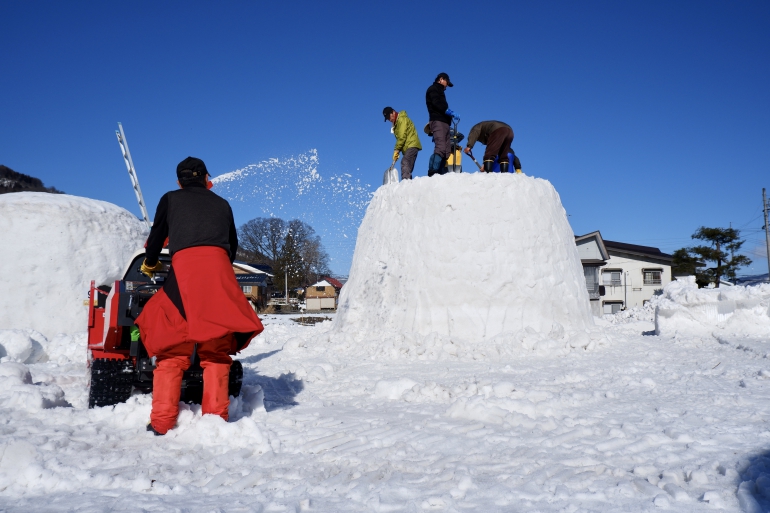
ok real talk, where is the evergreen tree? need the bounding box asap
[674,227,752,287]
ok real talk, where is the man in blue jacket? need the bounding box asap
[425,73,459,177]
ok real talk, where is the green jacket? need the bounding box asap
[393,110,422,153]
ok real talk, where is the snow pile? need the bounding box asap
[0,362,68,411]
[0,193,147,338]
[333,173,596,358]
[602,302,656,324]
[653,276,770,340]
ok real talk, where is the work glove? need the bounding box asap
[445,109,460,123]
[140,259,164,278]
[392,150,400,162]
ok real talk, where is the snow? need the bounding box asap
[336,174,595,351]
[0,192,147,339]
[1,185,770,511]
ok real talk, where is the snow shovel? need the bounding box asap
[382,158,399,185]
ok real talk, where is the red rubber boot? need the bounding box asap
[149,355,190,434]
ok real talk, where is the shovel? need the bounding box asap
[382,158,399,185]
[466,150,484,172]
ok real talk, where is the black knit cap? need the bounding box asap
[383,106,395,121]
[176,156,208,183]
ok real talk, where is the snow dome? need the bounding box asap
[334,173,593,344]
[0,193,147,338]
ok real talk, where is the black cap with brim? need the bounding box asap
[176,156,208,182]
[383,106,395,121]
[436,72,453,87]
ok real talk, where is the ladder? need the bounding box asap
[115,122,151,229]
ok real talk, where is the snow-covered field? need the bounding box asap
[2,182,770,512]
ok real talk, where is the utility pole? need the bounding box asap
[762,187,770,281]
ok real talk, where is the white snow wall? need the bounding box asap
[335,173,593,342]
[0,193,148,339]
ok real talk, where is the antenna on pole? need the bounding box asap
[762,187,770,281]
[116,122,151,230]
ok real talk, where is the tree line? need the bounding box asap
[236,217,332,290]
[673,226,752,287]
[0,165,64,195]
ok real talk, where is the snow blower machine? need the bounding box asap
[86,249,243,408]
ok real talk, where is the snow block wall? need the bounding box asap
[654,277,770,338]
[334,173,593,344]
[0,193,148,339]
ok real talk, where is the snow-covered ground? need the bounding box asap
[2,311,770,512]
[1,183,770,512]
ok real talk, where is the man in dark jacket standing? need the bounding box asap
[463,121,515,173]
[425,72,459,176]
[136,157,264,435]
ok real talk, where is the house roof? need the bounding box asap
[324,277,344,289]
[603,240,673,261]
[575,232,673,263]
[574,231,610,260]
[233,261,273,276]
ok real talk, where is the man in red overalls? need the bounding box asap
[135,157,263,435]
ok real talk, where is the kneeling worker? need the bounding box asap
[463,121,515,173]
[383,106,422,180]
[136,157,264,435]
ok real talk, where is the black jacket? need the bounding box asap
[426,82,452,124]
[145,182,238,265]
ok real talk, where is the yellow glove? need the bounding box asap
[140,259,164,278]
[392,150,400,162]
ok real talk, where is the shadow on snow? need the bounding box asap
[239,349,304,412]
[738,451,770,511]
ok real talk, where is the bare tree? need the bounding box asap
[237,216,332,289]
[237,217,287,265]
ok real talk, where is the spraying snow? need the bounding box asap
[212,150,373,274]
[333,173,597,357]
[0,192,147,339]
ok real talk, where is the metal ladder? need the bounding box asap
[115,122,151,229]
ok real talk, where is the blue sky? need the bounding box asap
[2,1,769,276]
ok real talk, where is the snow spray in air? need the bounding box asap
[212,150,373,274]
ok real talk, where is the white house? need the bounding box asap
[575,231,673,316]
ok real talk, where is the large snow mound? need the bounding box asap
[333,173,594,355]
[0,193,147,338]
[654,276,770,344]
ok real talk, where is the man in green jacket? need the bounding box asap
[383,107,422,180]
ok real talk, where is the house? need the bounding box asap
[232,262,273,311]
[305,277,343,311]
[575,231,673,316]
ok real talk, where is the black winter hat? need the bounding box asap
[383,106,395,121]
[176,157,208,182]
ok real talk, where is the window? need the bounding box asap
[603,302,623,314]
[643,269,662,286]
[316,286,325,292]
[602,270,622,286]
[583,266,600,299]
[241,286,252,294]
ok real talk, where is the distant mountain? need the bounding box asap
[0,165,64,195]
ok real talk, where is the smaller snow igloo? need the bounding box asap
[0,193,147,338]
[334,173,593,343]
